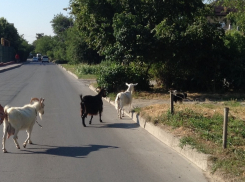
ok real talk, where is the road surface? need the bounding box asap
[0,62,210,182]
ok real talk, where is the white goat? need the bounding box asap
[1,98,45,153]
[115,83,138,119]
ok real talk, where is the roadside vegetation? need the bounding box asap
[0,18,33,62]
[140,100,245,181]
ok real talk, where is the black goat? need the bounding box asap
[172,91,187,103]
[80,88,107,127]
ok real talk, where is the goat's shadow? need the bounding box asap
[88,122,139,129]
[21,144,118,158]
[85,117,140,129]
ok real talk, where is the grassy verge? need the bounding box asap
[61,64,97,79]
[140,101,245,181]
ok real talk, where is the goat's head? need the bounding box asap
[30,97,45,116]
[0,104,6,125]
[97,87,107,98]
[126,83,138,92]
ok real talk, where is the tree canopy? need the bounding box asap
[0,17,32,61]
[31,0,245,92]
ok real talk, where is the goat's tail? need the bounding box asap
[115,94,120,109]
[3,105,10,122]
[80,95,83,100]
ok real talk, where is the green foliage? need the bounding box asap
[50,13,73,35]
[159,108,245,149]
[70,0,115,55]
[35,36,54,57]
[0,18,20,50]
[179,136,209,153]
[223,30,245,90]
[76,64,99,75]
[20,0,245,92]
[223,99,241,107]
[96,60,150,92]
[221,0,245,32]
[0,17,32,62]
[65,26,103,64]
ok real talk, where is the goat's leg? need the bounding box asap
[23,126,33,148]
[2,126,7,153]
[28,125,34,144]
[129,103,131,113]
[99,112,102,123]
[119,108,122,119]
[117,107,120,118]
[89,115,93,124]
[82,113,87,127]
[13,130,20,149]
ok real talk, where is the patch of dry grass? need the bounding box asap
[139,100,245,181]
[140,102,245,121]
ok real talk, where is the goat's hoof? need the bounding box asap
[23,144,26,148]
[28,141,33,144]
[17,145,20,149]
[3,149,7,153]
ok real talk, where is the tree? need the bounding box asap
[0,17,21,50]
[35,35,54,57]
[0,17,32,61]
[220,0,245,32]
[50,13,73,35]
[223,30,245,90]
[65,25,103,64]
[70,0,116,55]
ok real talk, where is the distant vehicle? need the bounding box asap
[32,57,38,62]
[42,56,49,63]
[37,54,42,61]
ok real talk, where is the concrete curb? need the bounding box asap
[0,63,22,73]
[57,64,79,79]
[89,85,210,171]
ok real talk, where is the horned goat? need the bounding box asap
[1,98,45,153]
[115,83,138,119]
[80,88,107,127]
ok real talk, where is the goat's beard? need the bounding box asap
[39,112,43,120]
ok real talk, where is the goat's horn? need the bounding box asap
[0,104,3,111]
[30,98,39,103]
[0,104,6,124]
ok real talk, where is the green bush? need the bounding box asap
[76,64,99,75]
[97,60,150,92]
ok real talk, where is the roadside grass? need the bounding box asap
[62,64,97,79]
[140,101,245,181]
[61,63,245,181]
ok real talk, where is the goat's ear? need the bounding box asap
[96,87,101,93]
[30,97,39,104]
[126,83,129,86]
[134,83,138,86]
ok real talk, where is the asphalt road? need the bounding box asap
[0,62,210,182]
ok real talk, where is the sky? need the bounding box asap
[0,0,70,44]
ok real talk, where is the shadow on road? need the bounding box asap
[85,121,139,129]
[21,144,118,158]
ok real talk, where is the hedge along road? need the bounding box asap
[0,62,210,182]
